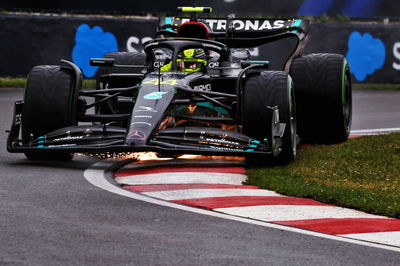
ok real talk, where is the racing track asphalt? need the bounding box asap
[1,88,400,265]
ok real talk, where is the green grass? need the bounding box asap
[246,133,400,218]
[0,77,97,89]
[352,83,400,91]
[0,77,27,88]
[83,79,96,89]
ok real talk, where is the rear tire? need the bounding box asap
[290,53,352,143]
[97,52,145,117]
[243,71,297,166]
[22,65,79,160]
[102,52,146,75]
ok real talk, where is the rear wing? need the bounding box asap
[159,17,309,48]
[158,7,310,70]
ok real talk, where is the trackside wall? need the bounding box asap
[1,14,400,83]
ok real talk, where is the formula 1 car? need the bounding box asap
[7,6,352,165]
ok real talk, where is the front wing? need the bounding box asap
[7,101,285,157]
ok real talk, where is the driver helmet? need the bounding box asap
[176,48,207,72]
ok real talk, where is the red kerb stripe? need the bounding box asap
[172,196,330,209]
[124,184,260,192]
[115,166,245,177]
[349,134,363,139]
[274,218,400,235]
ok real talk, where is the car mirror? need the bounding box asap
[241,60,269,68]
[90,58,116,67]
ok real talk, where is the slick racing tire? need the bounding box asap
[243,71,297,165]
[290,53,352,144]
[22,65,78,161]
[102,52,146,75]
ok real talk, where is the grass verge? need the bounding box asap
[352,83,400,91]
[0,77,96,89]
[0,77,27,88]
[246,133,400,218]
[1,77,400,91]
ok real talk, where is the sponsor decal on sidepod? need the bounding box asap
[144,92,168,100]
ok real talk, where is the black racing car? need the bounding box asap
[7,6,352,165]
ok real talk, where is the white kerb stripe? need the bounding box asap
[215,205,388,221]
[115,172,247,185]
[143,188,283,201]
[351,127,400,134]
[340,231,400,247]
[84,159,400,253]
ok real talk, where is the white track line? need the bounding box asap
[84,159,400,253]
[340,232,400,247]
[351,127,400,134]
[142,188,283,200]
[115,172,247,185]
[215,205,388,221]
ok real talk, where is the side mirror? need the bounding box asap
[90,58,115,67]
[241,60,269,68]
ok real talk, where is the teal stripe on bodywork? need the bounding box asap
[248,61,270,64]
[165,17,174,31]
[38,136,45,148]
[172,102,229,115]
[291,19,302,33]
[197,102,229,115]
[292,19,302,27]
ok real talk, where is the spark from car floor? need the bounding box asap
[80,152,244,162]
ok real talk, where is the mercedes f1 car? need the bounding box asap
[7,7,352,165]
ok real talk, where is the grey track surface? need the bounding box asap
[1,88,400,265]
[352,90,400,130]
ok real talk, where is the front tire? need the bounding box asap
[243,71,297,166]
[22,65,79,160]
